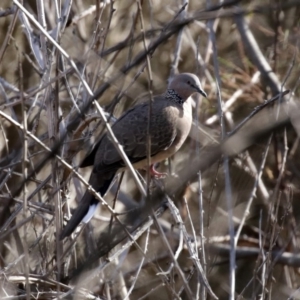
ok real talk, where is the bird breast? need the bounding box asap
[132,98,193,169]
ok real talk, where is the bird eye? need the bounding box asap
[187,80,191,84]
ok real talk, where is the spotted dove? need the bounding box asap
[60,73,207,239]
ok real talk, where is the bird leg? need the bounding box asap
[149,163,168,178]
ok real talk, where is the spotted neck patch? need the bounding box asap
[164,89,184,105]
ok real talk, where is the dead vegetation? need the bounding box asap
[1,0,300,299]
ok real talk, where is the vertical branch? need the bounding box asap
[195,33,209,300]
[53,55,63,284]
[169,1,188,78]
[123,227,150,300]
[206,0,235,298]
[136,0,153,197]
[19,53,30,300]
[259,210,266,299]
[36,0,47,66]
[168,1,189,176]
[0,6,18,64]
[198,171,207,299]
[90,0,112,90]
[234,135,272,246]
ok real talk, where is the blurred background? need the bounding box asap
[0,0,300,299]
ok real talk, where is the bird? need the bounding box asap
[60,73,207,239]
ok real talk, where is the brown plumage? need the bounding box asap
[60,73,207,239]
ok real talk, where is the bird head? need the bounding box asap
[168,73,207,100]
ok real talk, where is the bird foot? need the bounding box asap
[150,164,167,179]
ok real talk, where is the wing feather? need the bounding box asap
[94,98,178,173]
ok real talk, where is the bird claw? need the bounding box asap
[154,172,168,179]
[150,164,168,179]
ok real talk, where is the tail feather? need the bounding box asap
[82,200,99,224]
[60,173,115,240]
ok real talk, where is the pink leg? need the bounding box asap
[149,164,168,178]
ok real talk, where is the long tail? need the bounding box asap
[60,172,115,240]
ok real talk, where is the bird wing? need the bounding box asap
[80,104,144,168]
[93,98,179,174]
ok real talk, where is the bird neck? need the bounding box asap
[164,89,184,105]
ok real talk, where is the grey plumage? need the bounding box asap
[60,73,207,239]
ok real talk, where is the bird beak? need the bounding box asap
[195,86,207,98]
